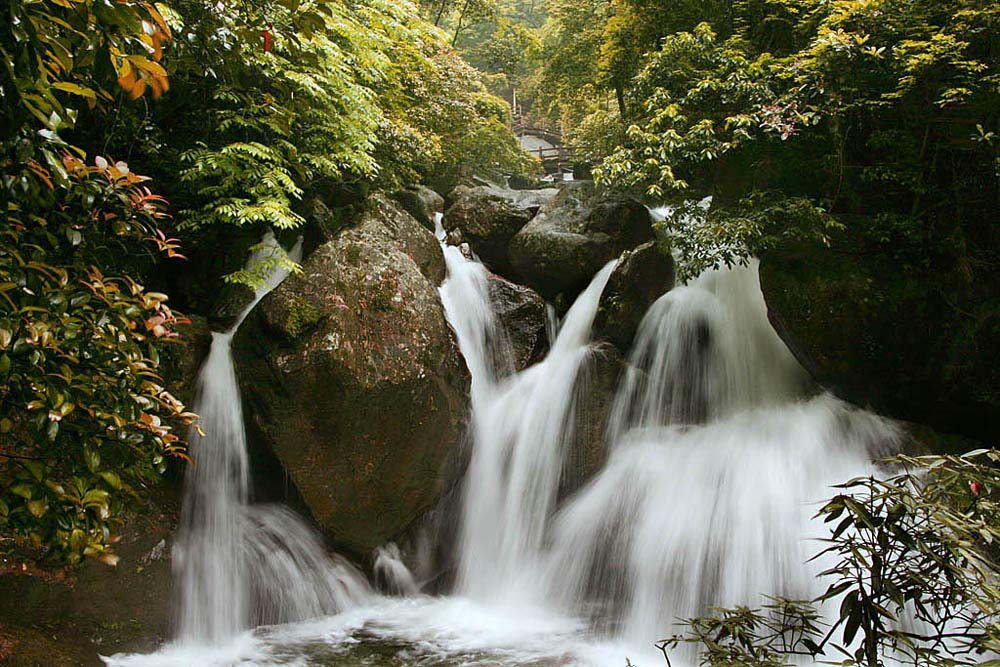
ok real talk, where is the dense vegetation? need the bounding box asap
[0,0,533,563]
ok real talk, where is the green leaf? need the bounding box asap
[10,483,33,500]
[82,489,110,508]
[26,499,48,518]
[98,471,123,490]
[51,82,97,100]
[84,446,100,473]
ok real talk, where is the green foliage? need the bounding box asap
[542,0,999,282]
[657,194,842,281]
[660,450,1000,667]
[0,0,172,143]
[657,599,824,667]
[160,0,531,257]
[172,0,382,234]
[0,156,197,565]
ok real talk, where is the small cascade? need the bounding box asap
[441,232,901,658]
[454,260,617,603]
[172,234,370,646]
[373,543,421,596]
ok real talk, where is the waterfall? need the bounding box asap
[442,238,901,657]
[172,233,370,646]
[444,243,618,602]
[108,212,909,667]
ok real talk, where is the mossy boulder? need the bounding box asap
[442,185,557,275]
[594,241,675,352]
[509,182,653,301]
[760,242,1000,442]
[234,194,467,555]
[392,185,445,232]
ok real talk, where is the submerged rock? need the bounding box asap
[442,185,557,275]
[509,182,653,301]
[594,241,675,352]
[234,194,468,555]
[760,242,1000,442]
[392,185,445,233]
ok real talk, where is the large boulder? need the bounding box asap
[509,182,653,301]
[594,241,675,351]
[487,274,547,372]
[760,242,1000,442]
[392,185,445,233]
[442,185,557,275]
[234,195,468,555]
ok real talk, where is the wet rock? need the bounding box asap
[509,182,653,301]
[760,241,1000,443]
[561,347,624,496]
[208,283,255,331]
[234,194,468,555]
[442,185,557,275]
[392,185,445,233]
[162,314,211,406]
[366,194,445,283]
[594,241,675,352]
[487,274,547,372]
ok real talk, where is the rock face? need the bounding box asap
[163,314,212,406]
[0,485,178,664]
[393,185,445,233]
[442,185,557,274]
[760,243,1000,442]
[509,182,653,301]
[594,241,675,351]
[486,274,547,372]
[234,194,468,555]
[560,347,624,496]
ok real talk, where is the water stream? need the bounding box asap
[108,218,902,667]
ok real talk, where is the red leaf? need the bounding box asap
[262,30,273,53]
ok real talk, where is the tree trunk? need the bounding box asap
[615,84,628,121]
[452,0,471,46]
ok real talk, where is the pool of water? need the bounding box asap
[104,597,653,667]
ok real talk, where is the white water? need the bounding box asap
[108,215,904,667]
[157,234,369,650]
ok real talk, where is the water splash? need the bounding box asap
[373,543,420,596]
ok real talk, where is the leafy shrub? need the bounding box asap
[0,156,197,564]
[659,450,1000,667]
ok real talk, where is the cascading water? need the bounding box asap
[109,212,908,667]
[172,234,370,646]
[443,237,901,661]
[455,261,617,603]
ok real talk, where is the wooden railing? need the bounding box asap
[533,145,575,163]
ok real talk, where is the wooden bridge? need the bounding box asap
[515,124,576,174]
